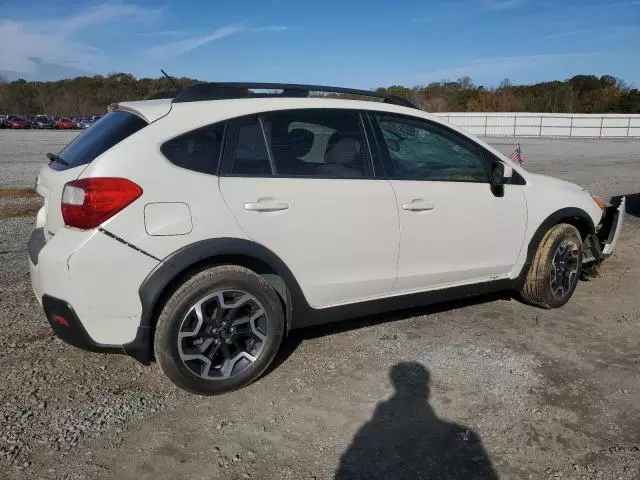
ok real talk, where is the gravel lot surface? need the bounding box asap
[1,130,639,479]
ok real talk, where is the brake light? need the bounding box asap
[61,178,142,229]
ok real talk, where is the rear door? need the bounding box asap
[218,109,400,308]
[36,111,148,240]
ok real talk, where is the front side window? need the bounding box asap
[375,114,487,182]
[161,122,224,174]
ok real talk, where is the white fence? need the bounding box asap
[435,112,640,138]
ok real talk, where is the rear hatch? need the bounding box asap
[36,111,149,239]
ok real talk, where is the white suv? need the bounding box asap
[28,83,625,395]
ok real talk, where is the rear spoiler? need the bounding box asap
[108,99,173,123]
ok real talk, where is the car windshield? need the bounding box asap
[53,111,148,171]
[36,116,49,121]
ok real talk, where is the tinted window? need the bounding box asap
[263,110,371,178]
[53,111,147,171]
[376,114,487,182]
[231,120,272,175]
[161,123,224,174]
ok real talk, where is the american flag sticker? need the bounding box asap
[509,143,524,165]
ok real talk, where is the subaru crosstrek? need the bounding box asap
[28,83,625,395]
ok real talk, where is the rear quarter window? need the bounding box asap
[52,111,148,171]
[161,123,225,175]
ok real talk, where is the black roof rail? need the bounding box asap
[171,82,419,109]
[147,90,179,100]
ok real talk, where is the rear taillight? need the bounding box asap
[61,178,142,230]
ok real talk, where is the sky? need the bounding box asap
[0,0,639,88]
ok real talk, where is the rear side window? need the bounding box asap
[228,109,372,178]
[161,123,225,174]
[53,111,147,171]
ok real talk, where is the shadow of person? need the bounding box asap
[335,362,499,480]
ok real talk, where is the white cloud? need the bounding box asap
[481,0,525,10]
[413,53,590,84]
[137,30,194,37]
[540,29,593,40]
[249,25,289,32]
[145,26,245,60]
[145,25,289,60]
[0,3,162,76]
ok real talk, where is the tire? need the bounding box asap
[154,265,285,395]
[521,223,583,308]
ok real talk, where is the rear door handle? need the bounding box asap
[402,199,435,212]
[244,200,289,212]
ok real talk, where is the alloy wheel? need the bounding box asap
[550,239,580,299]
[178,290,268,380]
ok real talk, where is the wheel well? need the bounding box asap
[146,254,291,355]
[559,215,593,239]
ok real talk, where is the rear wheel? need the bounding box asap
[521,223,582,308]
[154,265,285,395]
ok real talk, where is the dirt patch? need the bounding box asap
[0,188,38,199]
[0,203,41,220]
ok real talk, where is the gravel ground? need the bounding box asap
[0,130,639,479]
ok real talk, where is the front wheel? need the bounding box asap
[154,265,285,395]
[520,223,583,308]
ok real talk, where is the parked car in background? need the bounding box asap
[90,115,102,122]
[32,115,54,129]
[5,116,30,129]
[55,117,76,129]
[76,118,93,129]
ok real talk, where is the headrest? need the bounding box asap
[325,137,361,165]
[287,128,314,158]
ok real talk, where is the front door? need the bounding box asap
[370,112,527,294]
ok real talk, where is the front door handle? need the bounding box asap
[402,199,435,212]
[244,200,289,212]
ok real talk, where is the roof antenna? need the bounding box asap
[161,69,180,90]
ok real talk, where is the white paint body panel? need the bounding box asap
[28,95,613,347]
[390,182,528,293]
[29,227,158,344]
[219,177,400,307]
[144,202,193,236]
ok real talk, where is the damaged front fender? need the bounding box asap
[583,196,626,264]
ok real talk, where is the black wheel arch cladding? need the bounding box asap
[138,238,306,331]
[513,207,595,289]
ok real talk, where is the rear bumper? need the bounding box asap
[28,226,158,364]
[42,295,151,363]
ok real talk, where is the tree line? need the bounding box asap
[0,73,639,116]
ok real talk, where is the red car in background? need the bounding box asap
[55,117,76,129]
[4,116,30,129]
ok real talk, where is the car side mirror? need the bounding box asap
[490,161,512,186]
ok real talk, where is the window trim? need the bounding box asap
[219,108,382,180]
[367,111,494,184]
